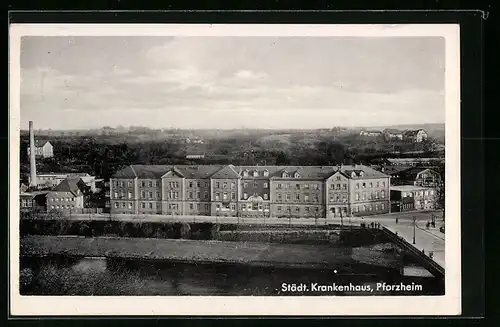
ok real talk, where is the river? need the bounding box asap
[20,253,444,296]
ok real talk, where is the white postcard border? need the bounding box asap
[9,23,461,316]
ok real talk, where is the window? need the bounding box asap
[231,192,236,200]
[128,203,132,209]
[231,204,236,211]
[381,190,386,198]
[205,182,209,188]
[216,182,220,188]
[141,181,145,187]
[189,203,194,210]
[295,194,300,201]
[336,176,341,181]
[243,170,248,177]
[356,183,359,189]
[223,182,227,189]
[148,191,152,198]
[362,193,366,201]
[343,184,347,190]
[244,182,248,188]
[304,195,309,201]
[204,191,209,199]
[362,183,366,188]
[157,191,161,199]
[148,181,153,187]
[382,181,386,187]
[174,192,179,199]
[264,193,268,200]
[157,181,161,187]
[128,181,133,187]
[196,191,200,199]
[286,193,291,201]
[254,182,258,188]
[295,207,300,213]
[215,192,220,201]
[277,183,282,189]
[114,203,118,209]
[243,193,248,199]
[231,182,235,189]
[369,182,373,188]
[140,191,145,199]
[141,203,145,209]
[121,181,125,187]
[305,207,310,213]
[114,192,118,199]
[336,183,340,189]
[223,192,228,201]
[294,172,300,178]
[264,182,268,188]
[295,184,300,190]
[375,204,379,211]
[277,206,282,212]
[128,192,132,199]
[381,203,385,210]
[188,192,193,199]
[282,172,288,178]
[157,203,161,209]
[253,171,259,177]
[304,184,309,190]
[368,193,372,200]
[263,170,269,177]
[376,191,379,199]
[189,182,193,188]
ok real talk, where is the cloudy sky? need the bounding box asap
[20,36,445,130]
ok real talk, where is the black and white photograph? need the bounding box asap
[9,24,461,316]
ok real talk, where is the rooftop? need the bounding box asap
[112,164,389,180]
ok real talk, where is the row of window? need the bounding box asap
[354,191,386,201]
[276,183,320,190]
[277,206,321,213]
[276,193,319,202]
[352,203,386,212]
[50,204,78,209]
[355,181,386,189]
[242,170,269,177]
[329,183,348,190]
[243,181,267,189]
[402,190,435,197]
[49,197,76,202]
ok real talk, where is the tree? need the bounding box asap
[308,207,325,226]
[275,151,291,165]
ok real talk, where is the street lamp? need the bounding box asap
[412,215,416,244]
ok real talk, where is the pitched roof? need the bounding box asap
[383,128,403,134]
[210,165,240,179]
[52,177,84,195]
[398,167,438,180]
[33,140,51,147]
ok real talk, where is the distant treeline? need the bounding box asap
[20,133,443,182]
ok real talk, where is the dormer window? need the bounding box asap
[263,169,269,177]
[282,171,288,178]
[294,172,300,179]
[351,172,356,178]
[253,170,259,177]
[243,170,248,177]
[359,171,365,177]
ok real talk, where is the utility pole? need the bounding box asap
[412,215,416,244]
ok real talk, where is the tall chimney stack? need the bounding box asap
[29,121,37,188]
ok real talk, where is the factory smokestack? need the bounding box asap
[29,121,37,188]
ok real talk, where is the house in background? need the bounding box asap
[390,185,437,212]
[389,167,442,187]
[20,191,49,212]
[383,129,404,141]
[359,130,383,138]
[27,140,54,158]
[30,172,100,192]
[45,177,87,213]
[403,129,428,143]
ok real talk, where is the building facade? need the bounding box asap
[28,141,54,158]
[389,167,442,187]
[110,164,391,218]
[390,185,437,212]
[403,129,428,143]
